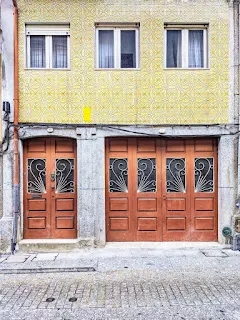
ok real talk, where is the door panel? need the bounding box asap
[162,140,191,241]
[133,139,162,241]
[24,138,77,239]
[106,138,218,242]
[106,139,134,241]
[190,139,218,241]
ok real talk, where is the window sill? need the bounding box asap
[94,68,141,71]
[24,68,71,71]
[163,68,210,70]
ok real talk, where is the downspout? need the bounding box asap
[11,0,19,254]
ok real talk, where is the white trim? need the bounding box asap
[95,25,140,69]
[165,25,209,69]
[46,35,51,68]
[26,23,70,35]
[26,24,70,69]
[182,29,188,68]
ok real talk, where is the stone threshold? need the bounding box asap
[18,239,93,252]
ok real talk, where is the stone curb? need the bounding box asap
[0,267,96,274]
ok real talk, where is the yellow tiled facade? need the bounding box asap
[18,0,229,125]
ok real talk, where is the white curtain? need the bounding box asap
[52,36,68,68]
[167,30,182,68]
[188,30,203,68]
[30,36,45,68]
[99,30,114,68]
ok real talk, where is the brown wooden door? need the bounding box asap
[133,139,162,241]
[161,140,192,241]
[106,138,218,242]
[23,138,77,239]
[190,139,218,241]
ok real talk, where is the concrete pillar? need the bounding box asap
[218,135,238,243]
[77,129,105,246]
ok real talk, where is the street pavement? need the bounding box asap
[0,243,240,320]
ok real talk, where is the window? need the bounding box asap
[26,24,70,69]
[95,23,140,69]
[165,24,208,68]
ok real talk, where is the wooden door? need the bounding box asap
[190,139,218,241]
[106,137,218,242]
[106,138,163,241]
[133,139,162,241]
[162,140,191,241]
[23,138,77,239]
[105,138,134,241]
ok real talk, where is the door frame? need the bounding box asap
[21,136,78,240]
[105,137,218,242]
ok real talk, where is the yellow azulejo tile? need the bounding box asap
[18,0,229,125]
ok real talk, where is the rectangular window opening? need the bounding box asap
[26,24,70,69]
[96,24,139,69]
[165,24,208,69]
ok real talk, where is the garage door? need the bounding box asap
[106,138,217,241]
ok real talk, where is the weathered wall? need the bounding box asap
[0,0,14,253]
[17,0,229,125]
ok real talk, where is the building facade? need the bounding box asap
[1,0,239,252]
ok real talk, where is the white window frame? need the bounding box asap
[164,24,208,69]
[25,24,70,69]
[95,23,140,69]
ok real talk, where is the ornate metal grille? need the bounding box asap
[166,158,186,193]
[109,158,128,192]
[28,159,46,193]
[137,158,156,192]
[56,159,74,193]
[195,158,214,192]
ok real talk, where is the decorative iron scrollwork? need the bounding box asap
[28,159,46,193]
[56,159,74,193]
[109,158,128,192]
[195,158,214,192]
[166,158,186,193]
[137,158,156,192]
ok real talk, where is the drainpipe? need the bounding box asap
[11,0,19,254]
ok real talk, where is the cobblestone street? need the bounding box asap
[0,245,240,319]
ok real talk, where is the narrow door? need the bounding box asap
[161,140,191,241]
[133,139,162,241]
[23,138,77,239]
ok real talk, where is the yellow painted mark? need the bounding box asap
[83,107,91,122]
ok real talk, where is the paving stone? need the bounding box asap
[32,253,59,261]
[201,249,228,257]
[4,255,30,263]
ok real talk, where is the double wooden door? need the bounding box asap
[106,138,218,242]
[23,138,77,239]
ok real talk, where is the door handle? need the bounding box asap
[162,194,166,200]
[51,186,55,189]
[50,173,55,182]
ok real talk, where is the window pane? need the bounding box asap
[195,158,213,192]
[166,158,186,193]
[109,158,128,192]
[28,159,46,193]
[121,30,136,68]
[30,36,45,68]
[188,30,204,68]
[166,30,182,68]
[56,159,74,193]
[137,158,156,192]
[99,30,114,68]
[52,36,68,68]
